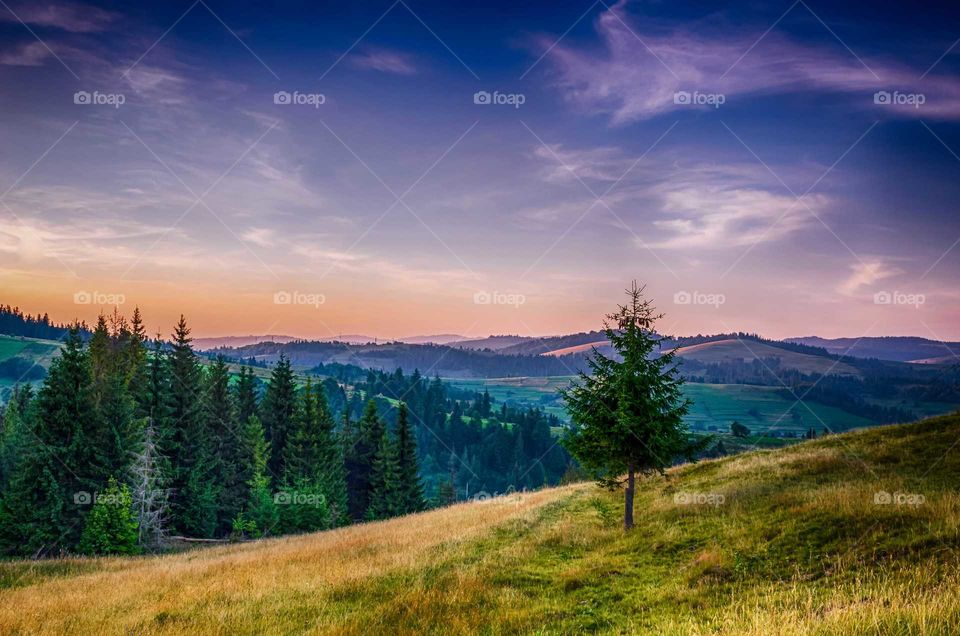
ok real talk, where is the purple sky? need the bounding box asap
[1,0,959,340]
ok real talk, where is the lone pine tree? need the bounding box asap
[562,282,707,530]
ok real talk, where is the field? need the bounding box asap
[2,413,959,634]
[445,377,883,435]
[0,335,63,398]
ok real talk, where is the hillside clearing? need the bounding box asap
[2,413,959,634]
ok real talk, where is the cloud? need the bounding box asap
[540,1,960,122]
[0,2,118,33]
[0,41,52,66]
[530,142,827,248]
[241,228,276,248]
[348,48,417,75]
[649,185,824,249]
[533,144,635,183]
[837,259,901,295]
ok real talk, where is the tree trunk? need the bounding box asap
[624,465,635,530]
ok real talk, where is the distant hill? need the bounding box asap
[674,338,861,376]
[196,334,468,350]
[787,336,960,363]
[210,340,589,378]
[399,334,468,345]
[193,335,300,350]
[500,331,609,356]
[454,335,535,351]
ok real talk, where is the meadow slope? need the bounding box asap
[2,413,959,635]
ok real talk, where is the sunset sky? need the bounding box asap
[2,0,959,341]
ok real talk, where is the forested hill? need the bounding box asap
[0,305,84,341]
[207,340,590,378]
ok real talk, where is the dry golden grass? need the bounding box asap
[0,486,579,635]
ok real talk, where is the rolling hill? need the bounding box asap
[673,338,861,376]
[2,413,958,634]
[787,336,960,364]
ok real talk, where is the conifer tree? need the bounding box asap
[0,326,99,555]
[261,355,296,477]
[365,430,400,520]
[345,399,384,519]
[78,477,139,555]
[562,282,707,530]
[125,307,150,413]
[394,403,426,514]
[204,355,243,535]
[241,415,278,536]
[0,387,28,490]
[283,379,348,527]
[235,366,259,424]
[166,316,211,535]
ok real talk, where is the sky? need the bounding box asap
[1,0,959,341]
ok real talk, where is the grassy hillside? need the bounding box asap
[2,413,959,634]
[0,334,63,399]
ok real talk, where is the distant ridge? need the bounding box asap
[786,336,960,363]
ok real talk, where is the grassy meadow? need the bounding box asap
[2,412,959,634]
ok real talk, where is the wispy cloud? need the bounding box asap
[0,41,51,66]
[0,1,118,33]
[540,1,960,122]
[531,142,827,248]
[348,48,417,75]
[838,259,901,295]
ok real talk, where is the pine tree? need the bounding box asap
[365,430,400,520]
[166,316,211,536]
[203,356,243,535]
[436,478,456,507]
[345,399,384,520]
[78,477,139,555]
[394,403,426,514]
[125,307,150,414]
[283,379,348,528]
[562,282,707,530]
[0,326,99,555]
[235,366,259,424]
[241,415,278,536]
[261,355,296,478]
[0,387,28,490]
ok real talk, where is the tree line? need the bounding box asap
[0,309,426,557]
